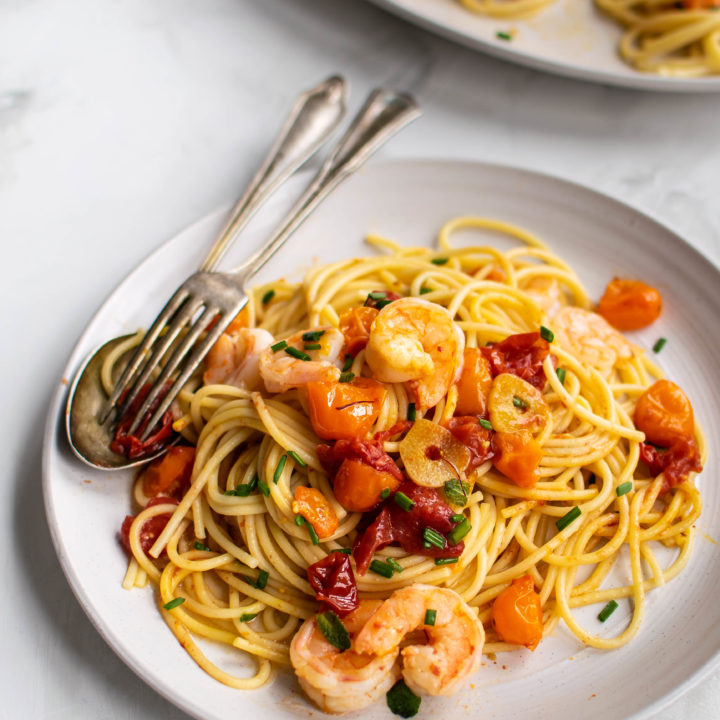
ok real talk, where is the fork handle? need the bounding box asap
[232,88,421,283]
[198,75,347,272]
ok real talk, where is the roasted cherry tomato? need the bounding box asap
[640,439,702,492]
[292,487,338,539]
[482,331,552,391]
[306,377,387,441]
[492,431,543,488]
[491,574,543,650]
[142,446,195,498]
[338,306,378,357]
[596,278,662,331]
[307,551,359,617]
[455,347,493,416]
[120,496,179,557]
[332,458,401,512]
[634,379,694,447]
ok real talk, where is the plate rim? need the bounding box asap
[42,157,720,720]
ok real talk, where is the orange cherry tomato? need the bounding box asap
[142,446,195,497]
[333,458,401,512]
[596,278,662,331]
[455,347,493,417]
[491,574,543,650]
[634,379,695,447]
[338,306,379,357]
[684,0,720,7]
[491,431,542,488]
[292,486,338,539]
[306,377,387,441]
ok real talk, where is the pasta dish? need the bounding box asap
[457,0,720,77]
[112,216,705,716]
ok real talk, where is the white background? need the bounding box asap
[1,0,719,718]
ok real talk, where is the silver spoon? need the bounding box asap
[66,76,347,470]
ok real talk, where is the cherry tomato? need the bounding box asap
[634,379,694,447]
[120,497,179,557]
[596,278,662,331]
[333,458,401,512]
[142,446,195,498]
[491,431,542,488]
[455,347,493,416]
[338,306,379,357]
[306,377,387,440]
[492,574,543,650]
[307,552,359,617]
[292,487,338,539]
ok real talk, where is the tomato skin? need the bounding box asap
[482,332,552,391]
[634,379,694,447]
[491,431,542,488]
[596,278,662,331]
[455,347,493,416]
[307,552,359,617]
[292,487,339,539]
[639,439,702,492]
[338,306,378,357]
[306,377,387,441]
[120,497,179,557]
[333,458,401,512]
[443,416,494,470]
[142,446,195,498]
[491,574,543,650]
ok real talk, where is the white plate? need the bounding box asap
[367,0,720,92]
[44,159,720,720]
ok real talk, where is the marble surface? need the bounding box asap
[1,0,718,718]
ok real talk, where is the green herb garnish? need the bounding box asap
[302,330,325,342]
[369,559,395,578]
[163,597,185,610]
[270,340,287,353]
[193,541,210,552]
[407,402,417,422]
[424,609,437,626]
[556,367,566,385]
[387,679,421,718]
[513,395,528,409]
[496,30,512,41]
[419,287,433,295]
[431,257,449,265]
[653,338,667,354]
[288,450,306,467]
[434,557,458,566]
[273,454,287,483]
[240,612,258,622]
[342,355,353,372]
[261,289,275,305]
[448,518,471,545]
[339,371,354,383]
[540,325,554,343]
[444,478,471,507]
[304,343,322,351]
[422,527,446,550]
[316,610,351,651]
[380,488,391,500]
[285,346,311,361]
[478,418,493,431]
[616,481,633,497]
[393,491,415,512]
[258,480,270,497]
[556,506,581,531]
[598,600,618,622]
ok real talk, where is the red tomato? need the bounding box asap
[142,446,195,498]
[120,497,179,557]
[444,416,494,470]
[482,332,552,390]
[596,278,662,331]
[492,574,543,650]
[307,551,359,617]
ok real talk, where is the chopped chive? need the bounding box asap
[386,558,404,573]
[424,609,437,626]
[375,299,392,309]
[285,346,311,361]
[387,679,421,718]
[333,548,353,554]
[342,355,353,372]
[247,474,259,492]
[653,337,667,354]
[540,325,554,343]
[556,506,581,531]
[513,395,528,409]
[368,291,387,300]
[302,330,325,342]
[288,450,306,467]
[226,484,251,497]
[448,518,471,545]
[393,491,415,512]
[240,612,258,622]
[450,513,465,523]
[339,371,355,383]
[434,557,459,566]
[163,597,185,610]
[273,455,287,483]
[254,570,269,590]
[496,30,512,41]
[294,515,305,527]
[598,600,618,622]
[261,289,275,305]
[304,343,322,351]
[422,527,446,550]
[380,488,391,500]
[193,541,210,552]
[419,287,433,295]
[478,418,493,431]
[306,522,320,546]
[270,340,287,353]
[369,559,394,578]
[407,403,417,422]
[431,257,449,265]
[616,481,633,497]
[258,480,270,497]
[316,611,351,651]
[556,367,566,385]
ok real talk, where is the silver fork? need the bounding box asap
[104,87,421,443]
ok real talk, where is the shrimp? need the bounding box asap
[354,584,484,697]
[259,326,344,394]
[203,327,274,390]
[553,306,635,376]
[290,600,401,714]
[365,298,464,410]
[522,276,566,319]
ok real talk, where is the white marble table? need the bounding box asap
[2,0,718,717]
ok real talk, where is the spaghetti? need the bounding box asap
[115,216,705,712]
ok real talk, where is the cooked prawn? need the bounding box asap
[354,584,484,697]
[553,306,635,376]
[522,276,566,319]
[259,326,344,394]
[365,298,464,410]
[203,327,274,390]
[290,600,400,714]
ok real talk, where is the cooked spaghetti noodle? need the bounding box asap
[115,216,705,707]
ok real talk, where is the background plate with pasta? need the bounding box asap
[44,159,720,720]
[366,0,720,92]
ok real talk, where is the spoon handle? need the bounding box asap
[198,75,347,272]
